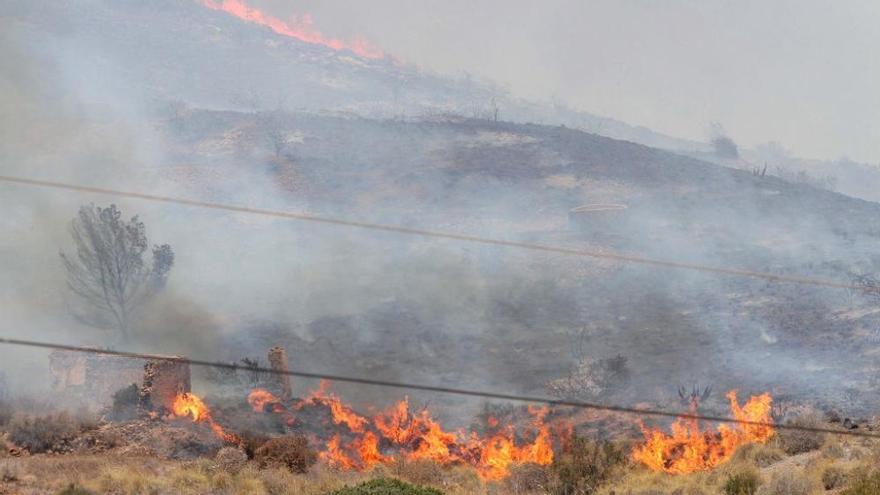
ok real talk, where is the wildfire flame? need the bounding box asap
[305,381,370,433]
[631,391,774,474]
[254,382,554,480]
[170,385,773,479]
[171,392,239,444]
[199,0,385,59]
[247,388,296,426]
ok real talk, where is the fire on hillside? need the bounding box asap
[632,391,774,474]
[167,382,774,480]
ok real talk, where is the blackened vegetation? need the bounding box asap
[110,383,140,421]
[678,384,712,409]
[203,356,271,391]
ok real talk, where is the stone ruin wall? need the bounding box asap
[267,346,292,400]
[49,351,145,409]
[49,351,191,413]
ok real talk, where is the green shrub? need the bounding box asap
[7,412,81,453]
[326,478,443,495]
[842,472,880,495]
[723,470,760,495]
[548,436,626,495]
[254,435,317,473]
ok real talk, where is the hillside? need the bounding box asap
[1,0,704,149]
[5,2,880,494]
[143,108,880,419]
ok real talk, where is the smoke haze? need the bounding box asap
[1,0,880,425]
[252,0,880,163]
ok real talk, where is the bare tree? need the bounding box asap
[60,204,173,343]
[546,326,631,400]
[678,384,712,409]
[851,273,880,302]
[709,122,739,159]
[257,111,290,159]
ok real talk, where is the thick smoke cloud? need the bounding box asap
[2,1,880,426]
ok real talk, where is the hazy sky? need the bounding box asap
[248,0,880,163]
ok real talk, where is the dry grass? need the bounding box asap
[3,435,880,495]
[0,455,535,495]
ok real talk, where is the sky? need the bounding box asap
[248,0,880,163]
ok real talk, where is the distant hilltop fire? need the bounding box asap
[199,0,386,60]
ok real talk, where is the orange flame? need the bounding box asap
[306,380,370,433]
[199,0,385,59]
[247,388,281,413]
[286,385,554,479]
[632,391,774,474]
[321,433,361,470]
[247,388,296,426]
[171,392,239,444]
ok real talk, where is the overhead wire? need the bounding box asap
[0,337,875,438]
[0,174,875,293]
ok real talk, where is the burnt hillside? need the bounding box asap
[148,109,880,419]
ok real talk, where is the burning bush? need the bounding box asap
[547,436,626,495]
[7,411,90,453]
[632,391,774,474]
[254,435,318,473]
[327,478,444,495]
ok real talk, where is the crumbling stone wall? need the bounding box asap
[267,346,292,400]
[49,351,144,409]
[139,358,191,414]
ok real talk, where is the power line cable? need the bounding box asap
[0,337,875,438]
[0,174,874,294]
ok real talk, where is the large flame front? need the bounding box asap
[251,382,554,480]
[632,391,774,474]
[172,392,239,444]
[199,0,385,59]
